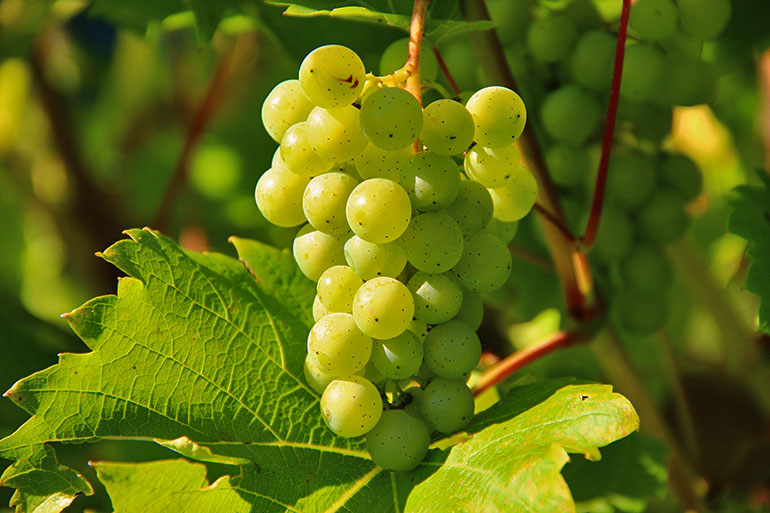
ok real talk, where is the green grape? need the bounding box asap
[454,288,483,331]
[421,378,474,433]
[304,354,336,394]
[352,277,414,339]
[307,312,372,375]
[488,166,538,222]
[618,99,672,141]
[620,244,673,294]
[541,85,601,143]
[280,121,335,176]
[487,0,532,44]
[407,318,430,342]
[293,224,346,281]
[361,360,386,386]
[379,37,439,82]
[271,147,283,167]
[452,233,512,292]
[658,56,717,106]
[637,189,689,244]
[465,86,527,147]
[482,218,519,244]
[570,30,616,92]
[446,180,494,233]
[313,294,330,322]
[299,45,365,109]
[303,172,359,237]
[321,376,382,437]
[366,409,431,471]
[317,265,363,313]
[255,166,309,227]
[677,0,730,38]
[421,99,475,156]
[630,0,679,40]
[360,87,423,151]
[564,0,604,30]
[370,330,423,379]
[526,13,578,63]
[407,271,464,324]
[344,235,407,280]
[353,143,412,181]
[592,205,634,262]
[423,320,481,379]
[606,151,657,209]
[613,290,668,335]
[464,144,521,189]
[261,79,315,143]
[659,31,703,59]
[400,151,461,211]
[545,143,592,187]
[346,178,412,244]
[401,212,464,273]
[660,153,702,201]
[306,105,368,162]
[620,43,665,102]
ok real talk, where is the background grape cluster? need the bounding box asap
[256,44,536,470]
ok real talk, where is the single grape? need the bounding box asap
[313,294,330,322]
[564,0,604,31]
[306,105,368,162]
[620,43,665,102]
[401,212,465,273]
[452,233,512,292]
[569,30,616,92]
[630,0,679,40]
[303,172,359,237]
[482,218,519,244]
[299,45,365,109]
[421,99,475,156]
[545,143,592,187]
[366,409,431,471]
[464,144,521,189]
[407,318,430,342]
[321,376,382,437]
[446,180,494,233]
[293,224,346,281]
[255,166,309,227]
[352,277,414,339]
[620,244,673,294]
[658,31,703,59]
[346,178,412,244]
[526,13,578,63]
[465,86,527,147]
[613,290,669,335]
[279,122,335,176]
[605,151,657,209]
[400,151,461,211]
[261,79,315,143]
[361,360,386,387]
[307,312,372,375]
[344,236,407,280]
[541,85,601,143]
[360,87,423,151]
[407,271,464,325]
[488,166,538,222]
[677,0,731,38]
[370,330,423,380]
[453,288,483,331]
[317,265,364,313]
[660,153,702,201]
[304,354,336,395]
[379,37,439,81]
[421,378,474,433]
[487,0,533,44]
[423,320,481,379]
[353,143,412,181]
[592,205,635,262]
[637,189,689,244]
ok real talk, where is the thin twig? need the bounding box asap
[533,203,576,242]
[760,49,770,172]
[581,0,631,247]
[508,245,553,270]
[433,46,462,97]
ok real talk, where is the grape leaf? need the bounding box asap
[405,383,639,513]
[729,172,770,334]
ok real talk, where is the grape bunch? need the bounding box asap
[256,44,536,470]
[479,0,726,334]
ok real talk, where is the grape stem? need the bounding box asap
[405,0,430,107]
[532,203,576,242]
[581,0,631,248]
[433,46,462,97]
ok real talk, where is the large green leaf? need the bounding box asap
[729,172,770,334]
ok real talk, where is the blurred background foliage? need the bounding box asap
[0,0,769,511]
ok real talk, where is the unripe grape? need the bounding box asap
[465,86,527,147]
[370,330,423,380]
[454,288,483,331]
[303,172,359,237]
[488,166,538,222]
[366,409,431,471]
[423,320,481,379]
[545,143,592,187]
[400,151,461,211]
[280,122,334,176]
[592,205,634,262]
[446,180,494,233]
[379,38,439,82]
[487,0,533,44]
[255,166,309,227]
[407,318,430,342]
[421,378,475,433]
[293,224,346,281]
[620,244,673,294]
[569,30,615,92]
[354,143,412,181]
[346,178,412,244]
[261,79,314,143]
[606,151,657,209]
[526,13,578,63]
[304,354,336,394]
[360,87,423,151]
[307,312,372,376]
[317,265,364,313]
[541,85,601,144]
[630,0,679,41]
[482,218,519,244]
[677,0,731,38]
[352,277,414,340]
[306,105,368,162]
[344,236,407,280]
[658,56,717,107]
[465,143,523,189]
[660,153,702,202]
[452,233,512,292]
[401,212,465,273]
[620,44,665,102]
[321,376,382,437]
[407,271,464,325]
[618,99,672,141]
[299,45,365,109]
[637,189,689,244]
[421,99,475,156]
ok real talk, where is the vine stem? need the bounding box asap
[405,0,430,107]
[581,0,631,247]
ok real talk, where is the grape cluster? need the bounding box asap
[257,44,536,470]
[483,0,725,334]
